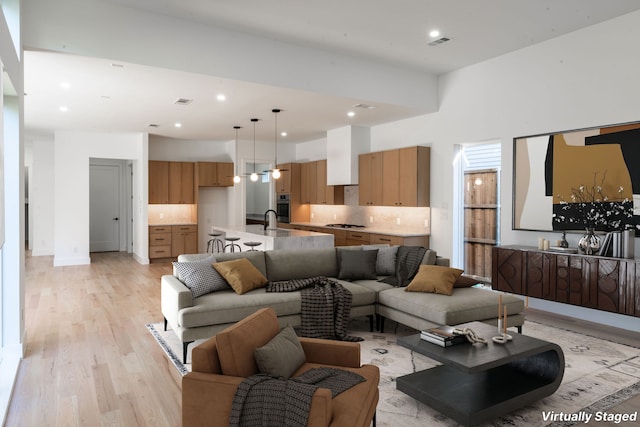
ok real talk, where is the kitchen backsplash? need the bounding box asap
[310,186,431,233]
[148,204,198,225]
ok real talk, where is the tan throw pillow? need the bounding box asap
[255,325,306,379]
[405,265,464,295]
[213,258,268,295]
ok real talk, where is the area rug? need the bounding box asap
[146,320,640,426]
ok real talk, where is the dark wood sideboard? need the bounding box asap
[492,245,639,318]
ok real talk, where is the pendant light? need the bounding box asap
[250,118,259,182]
[271,109,281,179]
[232,125,241,184]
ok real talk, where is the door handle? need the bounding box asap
[113,217,119,221]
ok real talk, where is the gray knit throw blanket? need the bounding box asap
[266,276,363,342]
[229,368,366,427]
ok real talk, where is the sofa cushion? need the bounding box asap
[379,286,524,326]
[255,325,306,379]
[213,258,268,295]
[265,248,339,281]
[421,249,438,265]
[405,265,463,296]
[216,308,281,378]
[172,260,230,297]
[362,244,398,276]
[338,249,378,280]
[380,246,426,286]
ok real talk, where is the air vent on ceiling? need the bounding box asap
[353,103,376,110]
[147,123,160,128]
[428,37,451,47]
[174,98,193,105]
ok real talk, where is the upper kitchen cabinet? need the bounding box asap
[300,161,318,204]
[196,162,234,187]
[149,160,170,204]
[169,161,195,204]
[358,152,383,206]
[276,163,300,195]
[382,146,430,207]
[316,160,344,205]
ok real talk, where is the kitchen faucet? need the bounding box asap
[264,209,278,230]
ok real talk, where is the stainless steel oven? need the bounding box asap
[276,194,290,223]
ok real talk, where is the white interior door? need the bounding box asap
[90,163,121,252]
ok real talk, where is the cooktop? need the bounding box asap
[325,223,366,229]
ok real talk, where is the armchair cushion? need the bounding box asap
[255,325,306,378]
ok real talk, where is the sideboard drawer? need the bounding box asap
[149,232,172,246]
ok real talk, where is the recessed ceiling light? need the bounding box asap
[60,82,71,89]
[429,30,440,38]
[281,131,287,137]
[59,106,68,112]
[174,122,182,128]
[216,94,226,101]
[347,111,355,117]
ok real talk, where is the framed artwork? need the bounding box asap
[512,121,640,233]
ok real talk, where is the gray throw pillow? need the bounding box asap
[255,325,306,378]
[172,260,230,297]
[363,244,398,276]
[338,249,378,280]
[421,249,438,265]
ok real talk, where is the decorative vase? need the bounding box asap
[578,228,600,255]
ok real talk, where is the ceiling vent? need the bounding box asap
[174,98,193,105]
[147,123,160,128]
[428,37,451,47]
[353,103,376,110]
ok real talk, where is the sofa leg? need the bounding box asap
[183,341,193,364]
[379,316,386,333]
[368,315,374,332]
[517,325,522,334]
[164,317,168,331]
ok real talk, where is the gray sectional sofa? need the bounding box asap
[161,246,525,362]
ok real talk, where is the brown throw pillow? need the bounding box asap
[405,265,464,296]
[454,274,479,288]
[213,258,268,295]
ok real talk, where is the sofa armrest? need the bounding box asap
[182,372,332,427]
[161,275,193,331]
[299,337,361,368]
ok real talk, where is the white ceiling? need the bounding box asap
[24,0,640,143]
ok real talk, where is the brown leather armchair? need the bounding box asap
[182,308,379,427]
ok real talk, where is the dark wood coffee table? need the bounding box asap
[396,321,564,426]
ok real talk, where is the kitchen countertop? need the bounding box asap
[212,224,334,250]
[290,222,429,237]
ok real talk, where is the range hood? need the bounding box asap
[326,125,370,185]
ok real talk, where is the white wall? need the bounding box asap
[52,131,148,266]
[29,137,54,255]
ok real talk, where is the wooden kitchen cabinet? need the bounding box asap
[171,225,198,257]
[196,162,234,187]
[382,146,430,207]
[315,160,344,205]
[149,161,170,204]
[300,161,318,204]
[345,230,370,246]
[358,152,384,206]
[276,163,301,195]
[169,162,195,204]
[149,225,172,259]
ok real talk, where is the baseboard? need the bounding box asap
[0,345,23,425]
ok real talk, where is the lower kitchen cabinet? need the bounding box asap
[149,226,172,259]
[171,225,198,257]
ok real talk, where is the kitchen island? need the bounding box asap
[211,224,334,251]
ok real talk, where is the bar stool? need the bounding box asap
[243,241,262,251]
[206,231,225,253]
[224,237,242,252]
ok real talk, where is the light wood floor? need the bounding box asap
[6,251,640,426]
